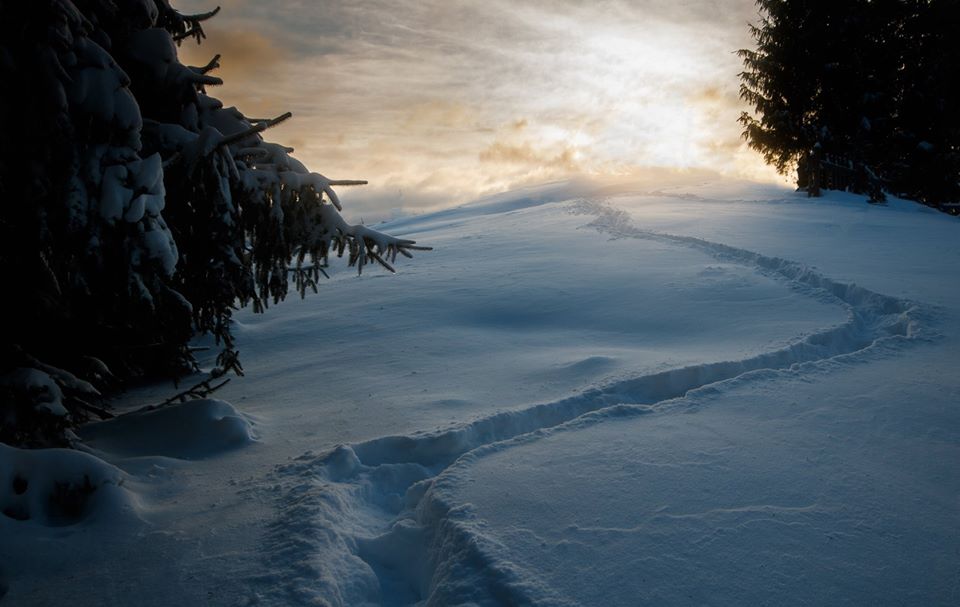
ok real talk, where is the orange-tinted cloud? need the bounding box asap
[177,24,287,81]
[479,141,579,171]
[401,101,475,130]
[165,0,773,219]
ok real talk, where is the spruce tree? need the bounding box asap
[0,0,427,446]
[738,0,959,209]
[890,0,960,205]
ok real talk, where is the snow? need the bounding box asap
[0,442,134,526]
[428,349,959,606]
[2,176,958,605]
[99,164,131,222]
[80,399,257,460]
[0,368,67,417]
[140,221,178,275]
[66,38,142,134]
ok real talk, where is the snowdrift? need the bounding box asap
[0,443,134,527]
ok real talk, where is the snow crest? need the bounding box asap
[255,200,929,606]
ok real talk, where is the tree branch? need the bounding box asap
[219,112,292,148]
[192,53,221,74]
[173,26,204,42]
[180,6,221,22]
[129,376,232,414]
[327,179,368,186]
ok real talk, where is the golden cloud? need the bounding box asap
[176,24,288,82]
[479,141,580,171]
[401,101,476,130]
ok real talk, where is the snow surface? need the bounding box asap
[1,177,958,606]
[80,399,257,460]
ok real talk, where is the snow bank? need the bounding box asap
[0,398,257,605]
[80,399,256,460]
[0,443,134,526]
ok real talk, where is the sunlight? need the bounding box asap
[175,0,764,212]
[550,24,732,170]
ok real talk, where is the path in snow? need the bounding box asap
[3,181,955,607]
[252,197,927,605]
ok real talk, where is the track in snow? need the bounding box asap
[251,199,929,606]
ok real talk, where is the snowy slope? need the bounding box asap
[420,187,957,607]
[1,177,957,606]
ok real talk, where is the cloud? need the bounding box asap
[177,24,287,80]
[479,141,580,171]
[167,0,774,215]
[401,101,477,131]
[175,21,296,117]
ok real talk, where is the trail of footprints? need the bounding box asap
[258,200,928,606]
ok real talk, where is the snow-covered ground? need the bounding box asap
[2,177,958,606]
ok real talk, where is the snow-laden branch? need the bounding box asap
[191,53,221,75]
[220,112,292,148]
[315,204,431,274]
[179,5,221,22]
[157,3,222,45]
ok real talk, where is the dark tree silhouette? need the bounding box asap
[739,0,959,210]
[0,0,427,446]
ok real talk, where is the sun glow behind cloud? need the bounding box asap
[177,0,783,219]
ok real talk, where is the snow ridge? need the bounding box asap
[256,199,929,606]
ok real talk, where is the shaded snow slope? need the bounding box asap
[209,183,845,450]
[403,188,958,607]
[3,177,957,606]
[430,343,960,606]
[254,190,939,606]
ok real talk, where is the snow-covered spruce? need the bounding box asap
[0,0,425,445]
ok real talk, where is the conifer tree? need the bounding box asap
[890,0,960,205]
[0,0,427,446]
[738,0,959,209]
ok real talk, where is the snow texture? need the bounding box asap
[80,399,257,460]
[0,368,67,417]
[2,178,958,606]
[0,443,134,526]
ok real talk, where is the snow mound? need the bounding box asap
[80,399,256,460]
[0,443,134,526]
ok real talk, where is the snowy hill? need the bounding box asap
[2,177,958,606]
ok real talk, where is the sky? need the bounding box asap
[176,0,783,219]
